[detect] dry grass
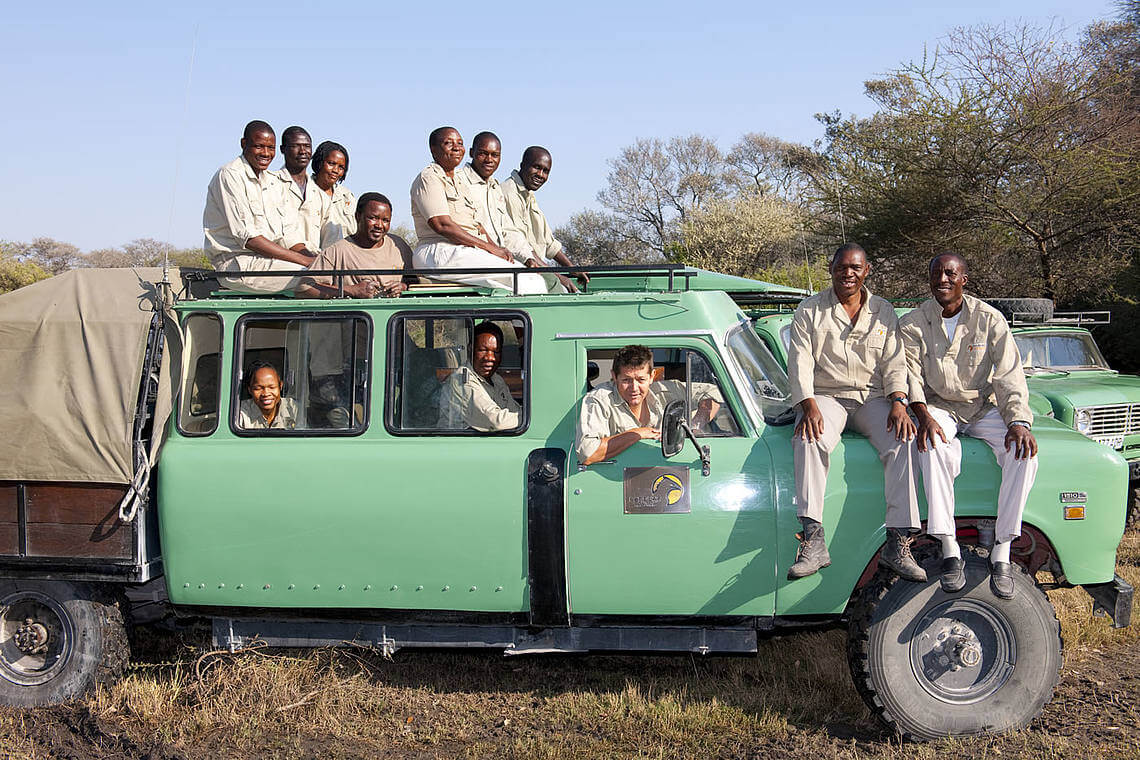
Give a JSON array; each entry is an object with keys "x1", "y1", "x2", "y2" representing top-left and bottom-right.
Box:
[{"x1": 1, "y1": 534, "x2": 1137, "y2": 759}]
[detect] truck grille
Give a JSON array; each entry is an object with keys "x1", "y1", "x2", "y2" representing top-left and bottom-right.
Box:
[{"x1": 1083, "y1": 404, "x2": 1140, "y2": 448}]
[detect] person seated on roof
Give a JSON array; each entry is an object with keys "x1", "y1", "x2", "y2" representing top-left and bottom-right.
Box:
[
  {"x1": 439, "y1": 322, "x2": 521, "y2": 431},
  {"x1": 299, "y1": 140, "x2": 357, "y2": 251},
  {"x1": 238, "y1": 361, "x2": 297, "y2": 429},
  {"x1": 409, "y1": 127, "x2": 549, "y2": 294},
  {"x1": 575, "y1": 345, "x2": 721, "y2": 465},
  {"x1": 294, "y1": 193, "x2": 416, "y2": 299},
  {"x1": 203, "y1": 120, "x2": 317, "y2": 293}
]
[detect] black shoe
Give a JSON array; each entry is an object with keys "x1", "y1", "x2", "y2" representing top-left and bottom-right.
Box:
[
  {"x1": 989, "y1": 562, "x2": 1015, "y2": 599},
  {"x1": 940, "y1": 557, "x2": 966, "y2": 593}
]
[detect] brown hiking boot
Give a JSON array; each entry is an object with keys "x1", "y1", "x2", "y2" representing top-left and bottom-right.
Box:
[
  {"x1": 879, "y1": 529, "x2": 928, "y2": 583},
  {"x1": 787, "y1": 522, "x2": 831, "y2": 580}
]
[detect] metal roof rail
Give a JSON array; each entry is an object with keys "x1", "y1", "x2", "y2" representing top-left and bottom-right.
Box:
[{"x1": 1012, "y1": 310, "x2": 1111, "y2": 326}]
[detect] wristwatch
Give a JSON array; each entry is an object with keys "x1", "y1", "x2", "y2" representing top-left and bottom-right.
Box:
[
  {"x1": 1009, "y1": 420, "x2": 1032, "y2": 430},
  {"x1": 890, "y1": 395, "x2": 908, "y2": 406}
]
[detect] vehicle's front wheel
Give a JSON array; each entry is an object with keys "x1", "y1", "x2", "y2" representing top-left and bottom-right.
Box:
[
  {"x1": 0, "y1": 580, "x2": 128, "y2": 706},
  {"x1": 847, "y1": 552, "x2": 1061, "y2": 740}
]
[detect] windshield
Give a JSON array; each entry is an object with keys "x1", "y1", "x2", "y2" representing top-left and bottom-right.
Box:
[
  {"x1": 1014, "y1": 331, "x2": 1109, "y2": 371},
  {"x1": 726, "y1": 323, "x2": 793, "y2": 423}
]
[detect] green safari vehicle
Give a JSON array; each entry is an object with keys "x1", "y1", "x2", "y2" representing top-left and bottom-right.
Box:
[{"x1": 0, "y1": 265, "x2": 1131, "y2": 741}]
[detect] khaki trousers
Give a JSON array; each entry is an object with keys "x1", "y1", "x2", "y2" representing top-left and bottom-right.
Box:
[
  {"x1": 216, "y1": 253, "x2": 305, "y2": 293},
  {"x1": 413, "y1": 242, "x2": 550, "y2": 294},
  {"x1": 916, "y1": 406, "x2": 1037, "y2": 544},
  {"x1": 792, "y1": 396, "x2": 920, "y2": 529}
]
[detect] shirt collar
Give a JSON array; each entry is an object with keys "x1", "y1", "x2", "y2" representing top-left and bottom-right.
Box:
[{"x1": 510, "y1": 170, "x2": 532, "y2": 200}]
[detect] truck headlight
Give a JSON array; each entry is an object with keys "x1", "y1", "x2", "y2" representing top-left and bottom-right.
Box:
[{"x1": 1074, "y1": 408, "x2": 1093, "y2": 435}]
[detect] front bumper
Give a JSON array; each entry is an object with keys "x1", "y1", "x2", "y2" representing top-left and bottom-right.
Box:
[{"x1": 1082, "y1": 575, "x2": 1133, "y2": 628}]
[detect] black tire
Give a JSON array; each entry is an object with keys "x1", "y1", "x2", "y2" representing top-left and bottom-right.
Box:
[
  {"x1": 985, "y1": 298, "x2": 1054, "y2": 323},
  {"x1": 1127, "y1": 485, "x2": 1140, "y2": 532},
  {"x1": 847, "y1": 552, "x2": 1061, "y2": 741},
  {"x1": 0, "y1": 580, "x2": 129, "y2": 707}
]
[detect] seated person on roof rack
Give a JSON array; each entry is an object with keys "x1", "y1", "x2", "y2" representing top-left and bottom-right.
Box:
[
  {"x1": 575, "y1": 344, "x2": 721, "y2": 465},
  {"x1": 238, "y1": 361, "x2": 297, "y2": 430},
  {"x1": 410, "y1": 127, "x2": 549, "y2": 294},
  {"x1": 294, "y1": 193, "x2": 416, "y2": 299},
  {"x1": 439, "y1": 322, "x2": 521, "y2": 431},
  {"x1": 203, "y1": 120, "x2": 317, "y2": 294}
]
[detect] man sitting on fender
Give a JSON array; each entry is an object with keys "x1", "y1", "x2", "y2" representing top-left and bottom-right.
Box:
[{"x1": 786, "y1": 243, "x2": 924, "y2": 582}]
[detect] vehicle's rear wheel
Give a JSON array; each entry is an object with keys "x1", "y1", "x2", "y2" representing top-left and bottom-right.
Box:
[
  {"x1": 985, "y1": 297, "x2": 1054, "y2": 323},
  {"x1": 0, "y1": 580, "x2": 128, "y2": 706},
  {"x1": 1127, "y1": 485, "x2": 1140, "y2": 532},
  {"x1": 847, "y1": 551, "x2": 1061, "y2": 740}
]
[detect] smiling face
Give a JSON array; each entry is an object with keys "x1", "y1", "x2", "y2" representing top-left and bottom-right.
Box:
[
  {"x1": 520, "y1": 151, "x2": 551, "y2": 191},
  {"x1": 470, "y1": 137, "x2": 502, "y2": 180},
  {"x1": 241, "y1": 129, "x2": 276, "y2": 174},
  {"x1": 830, "y1": 248, "x2": 870, "y2": 301},
  {"x1": 281, "y1": 132, "x2": 312, "y2": 175},
  {"x1": 472, "y1": 330, "x2": 503, "y2": 381},
  {"x1": 355, "y1": 200, "x2": 392, "y2": 246},
  {"x1": 248, "y1": 367, "x2": 282, "y2": 420},
  {"x1": 314, "y1": 149, "x2": 347, "y2": 191},
  {"x1": 929, "y1": 253, "x2": 968, "y2": 313},
  {"x1": 613, "y1": 361, "x2": 653, "y2": 410},
  {"x1": 430, "y1": 129, "x2": 465, "y2": 172}
]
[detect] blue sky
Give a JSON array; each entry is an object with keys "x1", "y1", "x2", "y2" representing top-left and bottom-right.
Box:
[{"x1": 0, "y1": 0, "x2": 1117, "y2": 251}]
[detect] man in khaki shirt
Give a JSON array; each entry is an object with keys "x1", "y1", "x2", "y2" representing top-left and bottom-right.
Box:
[
  {"x1": 501, "y1": 146, "x2": 587, "y2": 288},
  {"x1": 576, "y1": 345, "x2": 723, "y2": 465},
  {"x1": 272, "y1": 125, "x2": 313, "y2": 206},
  {"x1": 295, "y1": 193, "x2": 415, "y2": 299},
  {"x1": 900, "y1": 252, "x2": 1038, "y2": 599},
  {"x1": 203, "y1": 120, "x2": 316, "y2": 293},
  {"x1": 410, "y1": 127, "x2": 548, "y2": 294},
  {"x1": 439, "y1": 322, "x2": 522, "y2": 431},
  {"x1": 786, "y1": 243, "x2": 924, "y2": 582}
]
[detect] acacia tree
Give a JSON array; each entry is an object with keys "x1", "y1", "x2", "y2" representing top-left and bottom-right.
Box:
[
  {"x1": 678, "y1": 195, "x2": 802, "y2": 277},
  {"x1": 804, "y1": 22, "x2": 1140, "y2": 301}
]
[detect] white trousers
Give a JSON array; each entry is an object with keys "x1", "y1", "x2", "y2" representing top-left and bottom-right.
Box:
[
  {"x1": 916, "y1": 406, "x2": 1038, "y2": 543},
  {"x1": 215, "y1": 253, "x2": 305, "y2": 293},
  {"x1": 413, "y1": 242, "x2": 549, "y2": 294}
]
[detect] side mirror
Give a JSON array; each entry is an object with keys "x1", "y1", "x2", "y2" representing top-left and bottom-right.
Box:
[{"x1": 661, "y1": 399, "x2": 685, "y2": 458}]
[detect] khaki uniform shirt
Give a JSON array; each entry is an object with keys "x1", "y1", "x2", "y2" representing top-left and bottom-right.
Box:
[
  {"x1": 299, "y1": 183, "x2": 357, "y2": 252},
  {"x1": 203, "y1": 156, "x2": 303, "y2": 268},
  {"x1": 899, "y1": 294, "x2": 1033, "y2": 426},
  {"x1": 238, "y1": 397, "x2": 298, "y2": 430},
  {"x1": 786, "y1": 286, "x2": 907, "y2": 406},
  {"x1": 501, "y1": 171, "x2": 563, "y2": 262},
  {"x1": 459, "y1": 164, "x2": 534, "y2": 264},
  {"x1": 575, "y1": 380, "x2": 722, "y2": 462},
  {"x1": 302, "y1": 235, "x2": 415, "y2": 291},
  {"x1": 270, "y1": 168, "x2": 310, "y2": 212},
  {"x1": 439, "y1": 368, "x2": 520, "y2": 431},
  {"x1": 410, "y1": 163, "x2": 485, "y2": 247}
]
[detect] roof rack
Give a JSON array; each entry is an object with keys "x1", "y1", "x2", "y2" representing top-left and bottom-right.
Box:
[
  {"x1": 180, "y1": 264, "x2": 699, "y2": 300},
  {"x1": 1011, "y1": 311, "x2": 1111, "y2": 327}
]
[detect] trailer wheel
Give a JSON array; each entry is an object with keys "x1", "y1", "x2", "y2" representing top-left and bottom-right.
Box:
[
  {"x1": 0, "y1": 580, "x2": 128, "y2": 707},
  {"x1": 984, "y1": 298, "x2": 1054, "y2": 322},
  {"x1": 847, "y1": 551, "x2": 1061, "y2": 740}
]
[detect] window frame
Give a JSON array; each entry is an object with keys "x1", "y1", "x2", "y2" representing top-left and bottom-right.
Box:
[
  {"x1": 176, "y1": 310, "x2": 224, "y2": 438},
  {"x1": 384, "y1": 309, "x2": 532, "y2": 437},
  {"x1": 229, "y1": 310, "x2": 374, "y2": 438}
]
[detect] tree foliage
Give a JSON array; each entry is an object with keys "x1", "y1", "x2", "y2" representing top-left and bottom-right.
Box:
[
  {"x1": 678, "y1": 194, "x2": 802, "y2": 277},
  {"x1": 556, "y1": 210, "x2": 659, "y2": 266}
]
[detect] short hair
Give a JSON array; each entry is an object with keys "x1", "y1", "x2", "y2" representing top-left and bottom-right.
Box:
[
  {"x1": 311, "y1": 140, "x2": 350, "y2": 182},
  {"x1": 356, "y1": 192, "x2": 392, "y2": 215},
  {"x1": 473, "y1": 321, "x2": 504, "y2": 347},
  {"x1": 612, "y1": 345, "x2": 653, "y2": 375},
  {"x1": 246, "y1": 359, "x2": 280, "y2": 386},
  {"x1": 831, "y1": 242, "x2": 866, "y2": 265},
  {"x1": 930, "y1": 251, "x2": 969, "y2": 274},
  {"x1": 471, "y1": 131, "x2": 500, "y2": 150},
  {"x1": 243, "y1": 120, "x2": 274, "y2": 140},
  {"x1": 521, "y1": 146, "x2": 551, "y2": 167},
  {"x1": 429, "y1": 126, "x2": 459, "y2": 149},
  {"x1": 281, "y1": 125, "x2": 310, "y2": 144}
]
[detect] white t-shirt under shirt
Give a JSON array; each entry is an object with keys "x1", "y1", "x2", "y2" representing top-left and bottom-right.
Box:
[{"x1": 943, "y1": 312, "x2": 961, "y2": 341}]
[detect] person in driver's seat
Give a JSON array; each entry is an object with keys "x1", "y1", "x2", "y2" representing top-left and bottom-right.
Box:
[
  {"x1": 438, "y1": 322, "x2": 520, "y2": 431},
  {"x1": 575, "y1": 344, "x2": 721, "y2": 466}
]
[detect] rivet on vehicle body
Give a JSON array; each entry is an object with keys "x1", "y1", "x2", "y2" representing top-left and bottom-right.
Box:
[
  {"x1": 416, "y1": 585, "x2": 423, "y2": 591},
  {"x1": 314, "y1": 584, "x2": 320, "y2": 590},
  {"x1": 338, "y1": 585, "x2": 345, "y2": 591},
  {"x1": 495, "y1": 586, "x2": 503, "y2": 592},
  {"x1": 288, "y1": 584, "x2": 295, "y2": 590},
  {"x1": 442, "y1": 585, "x2": 450, "y2": 591},
  {"x1": 574, "y1": 489, "x2": 582, "y2": 495},
  {"x1": 236, "y1": 584, "x2": 244, "y2": 590},
  {"x1": 263, "y1": 584, "x2": 271, "y2": 590},
  {"x1": 218, "y1": 583, "x2": 225, "y2": 589},
  {"x1": 183, "y1": 583, "x2": 190, "y2": 588},
  {"x1": 364, "y1": 585, "x2": 372, "y2": 591},
  {"x1": 198, "y1": 583, "x2": 205, "y2": 589},
  {"x1": 391, "y1": 585, "x2": 398, "y2": 591},
  {"x1": 470, "y1": 586, "x2": 477, "y2": 592}
]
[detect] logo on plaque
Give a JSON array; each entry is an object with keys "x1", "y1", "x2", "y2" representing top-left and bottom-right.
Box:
[{"x1": 624, "y1": 467, "x2": 690, "y2": 514}]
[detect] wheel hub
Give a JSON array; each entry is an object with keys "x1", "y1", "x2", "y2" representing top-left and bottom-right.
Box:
[
  {"x1": 13, "y1": 618, "x2": 49, "y2": 656},
  {"x1": 910, "y1": 599, "x2": 1016, "y2": 704}
]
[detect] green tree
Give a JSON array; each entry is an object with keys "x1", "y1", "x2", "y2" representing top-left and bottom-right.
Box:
[
  {"x1": 0, "y1": 243, "x2": 50, "y2": 294},
  {"x1": 678, "y1": 194, "x2": 801, "y2": 277}
]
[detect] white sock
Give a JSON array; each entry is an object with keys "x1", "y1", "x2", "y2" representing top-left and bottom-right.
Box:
[
  {"x1": 939, "y1": 535, "x2": 961, "y2": 560},
  {"x1": 991, "y1": 540, "x2": 1011, "y2": 565}
]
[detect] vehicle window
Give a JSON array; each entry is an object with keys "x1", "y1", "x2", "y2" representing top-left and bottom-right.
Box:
[
  {"x1": 1014, "y1": 332, "x2": 1109, "y2": 370},
  {"x1": 234, "y1": 315, "x2": 370, "y2": 434},
  {"x1": 584, "y1": 347, "x2": 741, "y2": 437},
  {"x1": 726, "y1": 323, "x2": 793, "y2": 423},
  {"x1": 387, "y1": 313, "x2": 527, "y2": 435},
  {"x1": 178, "y1": 313, "x2": 222, "y2": 436}
]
